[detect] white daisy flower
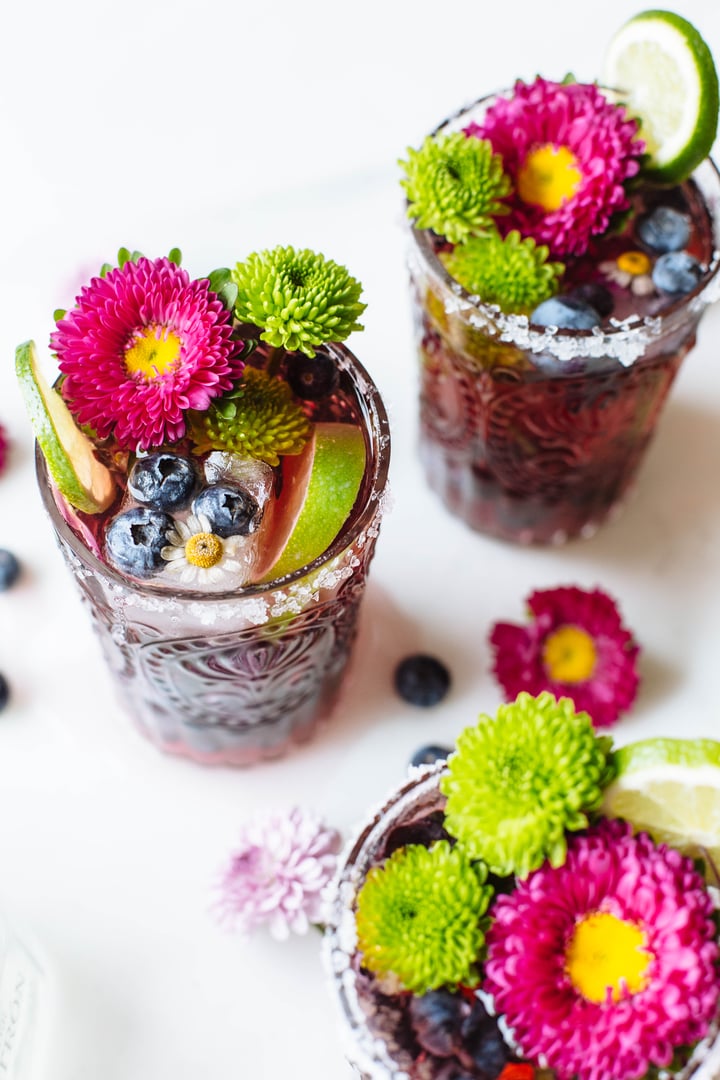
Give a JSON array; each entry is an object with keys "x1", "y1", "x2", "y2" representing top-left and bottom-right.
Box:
[
  {"x1": 161, "y1": 512, "x2": 250, "y2": 588},
  {"x1": 600, "y1": 251, "x2": 655, "y2": 296}
]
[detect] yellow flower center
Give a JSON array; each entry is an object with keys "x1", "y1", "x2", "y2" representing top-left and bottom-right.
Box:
[
  {"x1": 516, "y1": 144, "x2": 582, "y2": 211},
  {"x1": 185, "y1": 532, "x2": 223, "y2": 568},
  {"x1": 124, "y1": 325, "x2": 182, "y2": 380},
  {"x1": 616, "y1": 251, "x2": 652, "y2": 277},
  {"x1": 542, "y1": 625, "x2": 597, "y2": 683},
  {"x1": 565, "y1": 911, "x2": 652, "y2": 1003}
]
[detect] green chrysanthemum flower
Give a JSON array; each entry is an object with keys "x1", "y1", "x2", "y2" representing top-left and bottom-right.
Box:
[
  {"x1": 231, "y1": 247, "x2": 366, "y2": 358},
  {"x1": 355, "y1": 840, "x2": 493, "y2": 994},
  {"x1": 400, "y1": 133, "x2": 511, "y2": 244},
  {"x1": 440, "y1": 692, "x2": 615, "y2": 878},
  {"x1": 441, "y1": 230, "x2": 565, "y2": 314},
  {"x1": 188, "y1": 366, "x2": 312, "y2": 467}
]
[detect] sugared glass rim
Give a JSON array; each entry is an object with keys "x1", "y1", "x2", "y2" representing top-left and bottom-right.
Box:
[
  {"x1": 35, "y1": 340, "x2": 391, "y2": 602},
  {"x1": 407, "y1": 88, "x2": 720, "y2": 366}
]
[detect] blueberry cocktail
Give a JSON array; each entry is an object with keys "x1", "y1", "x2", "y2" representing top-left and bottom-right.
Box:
[
  {"x1": 18, "y1": 247, "x2": 390, "y2": 765},
  {"x1": 402, "y1": 11, "x2": 720, "y2": 543}
]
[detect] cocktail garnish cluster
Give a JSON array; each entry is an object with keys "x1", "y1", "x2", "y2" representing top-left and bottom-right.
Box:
[
  {"x1": 17, "y1": 245, "x2": 370, "y2": 591},
  {"x1": 349, "y1": 693, "x2": 720, "y2": 1080},
  {"x1": 399, "y1": 10, "x2": 719, "y2": 327}
]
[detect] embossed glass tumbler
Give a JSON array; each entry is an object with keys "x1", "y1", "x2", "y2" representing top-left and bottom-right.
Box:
[
  {"x1": 409, "y1": 100, "x2": 720, "y2": 545},
  {"x1": 36, "y1": 344, "x2": 390, "y2": 766}
]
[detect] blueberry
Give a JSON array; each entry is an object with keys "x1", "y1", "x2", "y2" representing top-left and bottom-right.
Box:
[
  {"x1": 652, "y1": 251, "x2": 703, "y2": 295},
  {"x1": 409, "y1": 990, "x2": 468, "y2": 1057},
  {"x1": 0, "y1": 550, "x2": 21, "y2": 591},
  {"x1": 394, "y1": 655, "x2": 451, "y2": 707},
  {"x1": 568, "y1": 282, "x2": 614, "y2": 318},
  {"x1": 192, "y1": 484, "x2": 262, "y2": 538},
  {"x1": 0, "y1": 674, "x2": 9, "y2": 712},
  {"x1": 286, "y1": 350, "x2": 339, "y2": 401},
  {"x1": 637, "y1": 206, "x2": 691, "y2": 253},
  {"x1": 458, "y1": 1005, "x2": 511, "y2": 1077},
  {"x1": 410, "y1": 744, "x2": 452, "y2": 769},
  {"x1": 128, "y1": 453, "x2": 198, "y2": 511},
  {"x1": 383, "y1": 811, "x2": 449, "y2": 858},
  {"x1": 105, "y1": 507, "x2": 174, "y2": 578},
  {"x1": 530, "y1": 295, "x2": 602, "y2": 330}
]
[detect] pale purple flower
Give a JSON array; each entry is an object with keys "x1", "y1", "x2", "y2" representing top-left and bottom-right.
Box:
[{"x1": 213, "y1": 807, "x2": 342, "y2": 940}]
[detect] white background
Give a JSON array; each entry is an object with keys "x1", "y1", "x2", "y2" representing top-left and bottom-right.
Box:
[{"x1": 1, "y1": 0, "x2": 720, "y2": 1076}]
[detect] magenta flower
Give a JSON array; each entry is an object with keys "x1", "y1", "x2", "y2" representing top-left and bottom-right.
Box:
[
  {"x1": 467, "y1": 78, "x2": 644, "y2": 258},
  {"x1": 489, "y1": 586, "x2": 639, "y2": 728},
  {"x1": 0, "y1": 422, "x2": 7, "y2": 476},
  {"x1": 484, "y1": 819, "x2": 719, "y2": 1080},
  {"x1": 212, "y1": 807, "x2": 342, "y2": 940},
  {"x1": 52, "y1": 257, "x2": 243, "y2": 451}
]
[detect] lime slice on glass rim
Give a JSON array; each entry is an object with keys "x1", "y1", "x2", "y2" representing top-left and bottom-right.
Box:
[
  {"x1": 602, "y1": 736, "x2": 720, "y2": 882},
  {"x1": 15, "y1": 339, "x2": 116, "y2": 514},
  {"x1": 604, "y1": 9, "x2": 719, "y2": 183}
]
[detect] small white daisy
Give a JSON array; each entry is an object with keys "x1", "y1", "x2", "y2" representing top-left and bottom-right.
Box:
[
  {"x1": 600, "y1": 250, "x2": 655, "y2": 296},
  {"x1": 161, "y1": 512, "x2": 250, "y2": 588}
]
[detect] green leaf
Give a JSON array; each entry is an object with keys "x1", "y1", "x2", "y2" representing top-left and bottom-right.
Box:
[
  {"x1": 53, "y1": 308, "x2": 67, "y2": 322},
  {"x1": 218, "y1": 281, "x2": 239, "y2": 309},
  {"x1": 214, "y1": 399, "x2": 237, "y2": 419},
  {"x1": 168, "y1": 247, "x2": 182, "y2": 266},
  {"x1": 207, "y1": 267, "x2": 232, "y2": 293},
  {"x1": 99, "y1": 263, "x2": 113, "y2": 278},
  {"x1": 117, "y1": 247, "x2": 132, "y2": 267}
]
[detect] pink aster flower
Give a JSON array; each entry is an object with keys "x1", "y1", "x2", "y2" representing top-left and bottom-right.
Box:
[
  {"x1": 52, "y1": 257, "x2": 243, "y2": 451},
  {"x1": 0, "y1": 422, "x2": 7, "y2": 476},
  {"x1": 489, "y1": 585, "x2": 639, "y2": 728},
  {"x1": 212, "y1": 807, "x2": 342, "y2": 940},
  {"x1": 467, "y1": 78, "x2": 644, "y2": 258},
  {"x1": 484, "y1": 819, "x2": 719, "y2": 1080}
]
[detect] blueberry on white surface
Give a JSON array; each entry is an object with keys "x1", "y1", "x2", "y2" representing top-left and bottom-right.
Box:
[
  {"x1": 652, "y1": 251, "x2": 703, "y2": 295},
  {"x1": 637, "y1": 206, "x2": 691, "y2": 253},
  {"x1": 530, "y1": 295, "x2": 602, "y2": 330},
  {"x1": 0, "y1": 550, "x2": 21, "y2": 591},
  {"x1": 192, "y1": 484, "x2": 261, "y2": 538},
  {"x1": 410, "y1": 744, "x2": 452, "y2": 768},
  {"x1": 394, "y1": 655, "x2": 451, "y2": 707},
  {"x1": 105, "y1": 507, "x2": 174, "y2": 578},
  {"x1": 128, "y1": 453, "x2": 198, "y2": 511}
]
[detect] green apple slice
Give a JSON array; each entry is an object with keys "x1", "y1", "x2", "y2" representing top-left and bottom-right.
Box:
[
  {"x1": 15, "y1": 340, "x2": 116, "y2": 514},
  {"x1": 255, "y1": 421, "x2": 366, "y2": 584}
]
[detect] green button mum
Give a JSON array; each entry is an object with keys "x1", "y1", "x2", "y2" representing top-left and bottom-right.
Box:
[
  {"x1": 441, "y1": 692, "x2": 615, "y2": 878},
  {"x1": 441, "y1": 230, "x2": 565, "y2": 315},
  {"x1": 355, "y1": 840, "x2": 493, "y2": 995},
  {"x1": 231, "y1": 247, "x2": 366, "y2": 358},
  {"x1": 400, "y1": 132, "x2": 511, "y2": 244}
]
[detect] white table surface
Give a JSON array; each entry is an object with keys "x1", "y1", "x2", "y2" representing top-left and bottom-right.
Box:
[{"x1": 1, "y1": 0, "x2": 720, "y2": 1076}]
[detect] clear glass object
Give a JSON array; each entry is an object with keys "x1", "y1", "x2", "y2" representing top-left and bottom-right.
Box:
[
  {"x1": 408, "y1": 94, "x2": 720, "y2": 544},
  {"x1": 323, "y1": 767, "x2": 720, "y2": 1080},
  {"x1": 0, "y1": 915, "x2": 49, "y2": 1079},
  {"x1": 36, "y1": 343, "x2": 390, "y2": 766}
]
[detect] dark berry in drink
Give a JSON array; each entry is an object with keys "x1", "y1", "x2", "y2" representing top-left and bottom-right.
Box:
[
  {"x1": 568, "y1": 282, "x2": 614, "y2": 318},
  {"x1": 128, "y1": 452, "x2": 198, "y2": 511},
  {"x1": 286, "y1": 350, "x2": 339, "y2": 401},
  {"x1": 0, "y1": 550, "x2": 21, "y2": 591},
  {"x1": 652, "y1": 251, "x2": 703, "y2": 294},
  {"x1": 458, "y1": 1005, "x2": 512, "y2": 1078},
  {"x1": 530, "y1": 295, "x2": 602, "y2": 329},
  {"x1": 192, "y1": 484, "x2": 262, "y2": 537},
  {"x1": 637, "y1": 206, "x2": 691, "y2": 253},
  {"x1": 394, "y1": 655, "x2": 451, "y2": 707},
  {"x1": 410, "y1": 744, "x2": 452, "y2": 768},
  {"x1": 409, "y1": 989, "x2": 468, "y2": 1057},
  {"x1": 105, "y1": 507, "x2": 174, "y2": 578},
  {"x1": 382, "y1": 810, "x2": 449, "y2": 857}
]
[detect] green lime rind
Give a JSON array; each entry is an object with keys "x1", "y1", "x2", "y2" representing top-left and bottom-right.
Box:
[
  {"x1": 605, "y1": 9, "x2": 719, "y2": 184},
  {"x1": 612, "y1": 737, "x2": 720, "y2": 775},
  {"x1": 15, "y1": 339, "x2": 116, "y2": 514}
]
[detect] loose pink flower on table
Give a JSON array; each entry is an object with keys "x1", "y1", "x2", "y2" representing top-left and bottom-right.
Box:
[
  {"x1": 52, "y1": 257, "x2": 243, "y2": 451},
  {"x1": 467, "y1": 78, "x2": 644, "y2": 259},
  {"x1": 212, "y1": 807, "x2": 342, "y2": 940},
  {"x1": 484, "y1": 819, "x2": 719, "y2": 1080},
  {"x1": 489, "y1": 585, "x2": 639, "y2": 728}
]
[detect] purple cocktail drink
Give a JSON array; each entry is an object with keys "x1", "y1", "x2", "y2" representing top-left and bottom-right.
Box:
[{"x1": 20, "y1": 248, "x2": 390, "y2": 765}]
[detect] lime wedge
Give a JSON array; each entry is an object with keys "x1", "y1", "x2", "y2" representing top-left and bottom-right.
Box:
[
  {"x1": 604, "y1": 9, "x2": 719, "y2": 183},
  {"x1": 602, "y1": 737, "x2": 720, "y2": 879},
  {"x1": 257, "y1": 422, "x2": 366, "y2": 583},
  {"x1": 15, "y1": 340, "x2": 116, "y2": 514}
]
